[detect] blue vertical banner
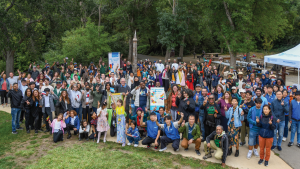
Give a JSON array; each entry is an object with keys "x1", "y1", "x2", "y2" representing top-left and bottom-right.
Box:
[{"x1": 108, "y1": 52, "x2": 120, "y2": 73}]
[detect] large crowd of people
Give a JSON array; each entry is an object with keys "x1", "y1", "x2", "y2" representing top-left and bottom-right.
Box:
[{"x1": 1, "y1": 55, "x2": 300, "y2": 168}]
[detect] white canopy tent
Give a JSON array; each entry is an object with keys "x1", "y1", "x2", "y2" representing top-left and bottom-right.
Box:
[{"x1": 264, "y1": 44, "x2": 300, "y2": 86}]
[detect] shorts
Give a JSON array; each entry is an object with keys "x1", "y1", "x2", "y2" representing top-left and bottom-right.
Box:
[{"x1": 248, "y1": 130, "x2": 259, "y2": 146}]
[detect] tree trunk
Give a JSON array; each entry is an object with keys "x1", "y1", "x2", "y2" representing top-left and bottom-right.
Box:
[
  {"x1": 128, "y1": 38, "x2": 133, "y2": 62},
  {"x1": 5, "y1": 50, "x2": 15, "y2": 74},
  {"x1": 165, "y1": 49, "x2": 170, "y2": 61},
  {"x1": 179, "y1": 35, "x2": 185, "y2": 62},
  {"x1": 246, "y1": 52, "x2": 251, "y2": 62},
  {"x1": 230, "y1": 52, "x2": 237, "y2": 69}
]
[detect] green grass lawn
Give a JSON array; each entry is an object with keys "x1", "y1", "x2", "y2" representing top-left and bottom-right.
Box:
[{"x1": 0, "y1": 111, "x2": 233, "y2": 169}]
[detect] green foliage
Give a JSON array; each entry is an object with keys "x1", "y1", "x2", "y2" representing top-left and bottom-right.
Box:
[{"x1": 62, "y1": 20, "x2": 114, "y2": 65}]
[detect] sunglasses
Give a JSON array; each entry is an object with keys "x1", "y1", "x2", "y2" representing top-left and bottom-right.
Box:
[{"x1": 208, "y1": 98, "x2": 214, "y2": 100}]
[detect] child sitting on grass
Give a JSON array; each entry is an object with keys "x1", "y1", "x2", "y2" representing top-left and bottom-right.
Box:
[
  {"x1": 79, "y1": 119, "x2": 90, "y2": 141},
  {"x1": 97, "y1": 101, "x2": 109, "y2": 143},
  {"x1": 126, "y1": 120, "x2": 141, "y2": 147},
  {"x1": 110, "y1": 92, "x2": 128, "y2": 147},
  {"x1": 49, "y1": 113, "x2": 66, "y2": 143},
  {"x1": 65, "y1": 110, "x2": 80, "y2": 139}
]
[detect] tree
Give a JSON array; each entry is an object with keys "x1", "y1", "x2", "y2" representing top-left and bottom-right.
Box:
[
  {"x1": 62, "y1": 20, "x2": 115, "y2": 65},
  {"x1": 201, "y1": 0, "x2": 289, "y2": 68},
  {"x1": 0, "y1": 0, "x2": 82, "y2": 73}
]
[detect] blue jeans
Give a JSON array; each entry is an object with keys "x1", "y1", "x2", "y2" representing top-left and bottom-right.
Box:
[
  {"x1": 127, "y1": 136, "x2": 140, "y2": 144},
  {"x1": 290, "y1": 119, "x2": 300, "y2": 144},
  {"x1": 11, "y1": 108, "x2": 21, "y2": 132},
  {"x1": 131, "y1": 100, "x2": 136, "y2": 116},
  {"x1": 283, "y1": 116, "x2": 289, "y2": 138},
  {"x1": 249, "y1": 130, "x2": 259, "y2": 146},
  {"x1": 199, "y1": 115, "x2": 205, "y2": 139},
  {"x1": 92, "y1": 107, "x2": 97, "y2": 114},
  {"x1": 273, "y1": 121, "x2": 285, "y2": 146}
]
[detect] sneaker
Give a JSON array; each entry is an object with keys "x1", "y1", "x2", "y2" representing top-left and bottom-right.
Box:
[
  {"x1": 258, "y1": 159, "x2": 264, "y2": 165},
  {"x1": 203, "y1": 153, "x2": 212, "y2": 159},
  {"x1": 264, "y1": 161, "x2": 269, "y2": 167},
  {"x1": 282, "y1": 137, "x2": 287, "y2": 142},
  {"x1": 122, "y1": 143, "x2": 126, "y2": 147},
  {"x1": 12, "y1": 131, "x2": 18, "y2": 134},
  {"x1": 86, "y1": 138, "x2": 89, "y2": 141},
  {"x1": 253, "y1": 149, "x2": 259, "y2": 158},
  {"x1": 297, "y1": 143, "x2": 300, "y2": 148},
  {"x1": 184, "y1": 148, "x2": 189, "y2": 151},
  {"x1": 103, "y1": 139, "x2": 106, "y2": 143},
  {"x1": 174, "y1": 148, "x2": 179, "y2": 152},
  {"x1": 288, "y1": 142, "x2": 293, "y2": 147},
  {"x1": 127, "y1": 143, "x2": 132, "y2": 146},
  {"x1": 35, "y1": 130, "x2": 38, "y2": 134},
  {"x1": 134, "y1": 144, "x2": 138, "y2": 147},
  {"x1": 79, "y1": 138, "x2": 82, "y2": 141},
  {"x1": 39, "y1": 129, "x2": 44, "y2": 132},
  {"x1": 97, "y1": 140, "x2": 100, "y2": 143},
  {"x1": 147, "y1": 145, "x2": 151, "y2": 149},
  {"x1": 195, "y1": 150, "x2": 201, "y2": 156},
  {"x1": 154, "y1": 146, "x2": 158, "y2": 150},
  {"x1": 159, "y1": 147, "x2": 167, "y2": 152},
  {"x1": 26, "y1": 130, "x2": 30, "y2": 133},
  {"x1": 16, "y1": 127, "x2": 24, "y2": 130},
  {"x1": 247, "y1": 151, "x2": 253, "y2": 159},
  {"x1": 277, "y1": 146, "x2": 282, "y2": 151},
  {"x1": 271, "y1": 146, "x2": 276, "y2": 150},
  {"x1": 240, "y1": 142, "x2": 246, "y2": 146},
  {"x1": 67, "y1": 135, "x2": 71, "y2": 139}
]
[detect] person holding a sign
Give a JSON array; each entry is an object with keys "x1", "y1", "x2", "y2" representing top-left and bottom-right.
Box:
[
  {"x1": 110, "y1": 91, "x2": 128, "y2": 147},
  {"x1": 156, "y1": 112, "x2": 184, "y2": 152},
  {"x1": 130, "y1": 81, "x2": 150, "y2": 115}
]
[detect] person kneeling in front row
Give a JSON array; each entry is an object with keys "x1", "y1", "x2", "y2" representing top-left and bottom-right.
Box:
[
  {"x1": 178, "y1": 114, "x2": 201, "y2": 155},
  {"x1": 156, "y1": 113, "x2": 184, "y2": 152},
  {"x1": 203, "y1": 125, "x2": 228, "y2": 168}
]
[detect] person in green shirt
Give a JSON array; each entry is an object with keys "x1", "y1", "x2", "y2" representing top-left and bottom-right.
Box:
[
  {"x1": 178, "y1": 114, "x2": 201, "y2": 156},
  {"x1": 71, "y1": 69, "x2": 81, "y2": 80}
]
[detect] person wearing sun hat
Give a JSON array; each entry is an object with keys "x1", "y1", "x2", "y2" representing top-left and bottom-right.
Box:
[{"x1": 235, "y1": 72, "x2": 246, "y2": 90}]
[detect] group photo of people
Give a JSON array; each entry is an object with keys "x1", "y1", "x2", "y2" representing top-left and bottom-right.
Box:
[{"x1": 1, "y1": 55, "x2": 300, "y2": 168}]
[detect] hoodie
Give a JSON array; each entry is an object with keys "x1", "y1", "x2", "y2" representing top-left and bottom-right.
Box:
[{"x1": 260, "y1": 74, "x2": 269, "y2": 86}]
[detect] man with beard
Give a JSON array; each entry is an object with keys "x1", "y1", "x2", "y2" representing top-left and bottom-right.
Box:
[
  {"x1": 253, "y1": 88, "x2": 268, "y2": 109},
  {"x1": 130, "y1": 81, "x2": 150, "y2": 114},
  {"x1": 155, "y1": 60, "x2": 165, "y2": 73},
  {"x1": 51, "y1": 61, "x2": 61, "y2": 74},
  {"x1": 60, "y1": 67, "x2": 72, "y2": 86}
]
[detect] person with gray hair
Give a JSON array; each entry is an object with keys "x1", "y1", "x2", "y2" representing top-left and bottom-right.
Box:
[{"x1": 203, "y1": 125, "x2": 228, "y2": 167}]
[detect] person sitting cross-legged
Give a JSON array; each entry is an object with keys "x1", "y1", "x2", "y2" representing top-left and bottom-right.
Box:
[
  {"x1": 203, "y1": 125, "x2": 229, "y2": 168},
  {"x1": 178, "y1": 114, "x2": 202, "y2": 156}
]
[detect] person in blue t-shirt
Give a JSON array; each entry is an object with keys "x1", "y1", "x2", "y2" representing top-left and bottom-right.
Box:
[
  {"x1": 288, "y1": 91, "x2": 300, "y2": 148},
  {"x1": 246, "y1": 98, "x2": 262, "y2": 160},
  {"x1": 265, "y1": 85, "x2": 276, "y2": 105},
  {"x1": 156, "y1": 112, "x2": 184, "y2": 152},
  {"x1": 140, "y1": 112, "x2": 161, "y2": 149}
]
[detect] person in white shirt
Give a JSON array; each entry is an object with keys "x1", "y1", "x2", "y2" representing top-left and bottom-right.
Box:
[
  {"x1": 8, "y1": 72, "x2": 19, "y2": 86},
  {"x1": 40, "y1": 78, "x2": 54, "y2": 93},
  {"x1": 79, "y1": 119, "x2": 90, "y2": 141},
  {"x1": 171, "y1": 59, "x2": 179, "y2": 70},
  {"x1": 67, "y1": 83, "x2": 82, "y2": 119},
  {"x1": 156, "y1": 60, "x2": 165, "y2": 72}
]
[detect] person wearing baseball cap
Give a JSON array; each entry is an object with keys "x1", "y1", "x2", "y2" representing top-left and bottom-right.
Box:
[
  {"x1": 291, "y1": 85, "x2": 298, "y2": 94},
  {"x1": 288, "y1": 91, "x2": 300, "y2": 147},
  {"x1": 41, "y1": 87, "x2": 59, "y2": 133}
]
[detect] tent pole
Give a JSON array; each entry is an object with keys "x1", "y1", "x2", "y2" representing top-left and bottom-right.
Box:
[{"x1": 298, "y1": 68, "x2": 299, "y2": 86}]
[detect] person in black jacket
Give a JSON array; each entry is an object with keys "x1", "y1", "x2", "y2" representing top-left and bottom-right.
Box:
[
  {"x1": 31, "y1": 89, "x2": 42, "y2": 133},
  {"x1": 57, "y1": 90, "x2": 72, "y2": 114},
  {"x1": 175, "y1": 89, "x2": 196, "y2": 122},
  {"x1": 7, "y1": 83, "x2": 24, "y2": 134},
  {"x1": 200, "y1": 95, "x2": 221, "y2": 138},
  {"x1": 203, "y1": 125, "x2": 228, "y2": 168},
  {"x1": 21, "y1": 88, "x2": 33, "y2": 133}
]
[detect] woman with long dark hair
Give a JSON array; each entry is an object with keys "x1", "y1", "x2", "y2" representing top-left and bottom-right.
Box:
[
  {"x1": 21, "y1": 88, "x2": 33, "y2": 133},
  {"x1": 31, "y1": 89, "x2": 42, "y2": 133},
  {"x1": 218, "y1": 91, "x2": 232, "y2": 132},
  {"x1": 57, "y1": 90, "x2": 71, "y2": 115},
  {"x1": 176, "y1": 88, "x2": 196, "y2": 122},
  {"x1": 167, "y1": 85, "x2": 180, "y2": 121}
]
